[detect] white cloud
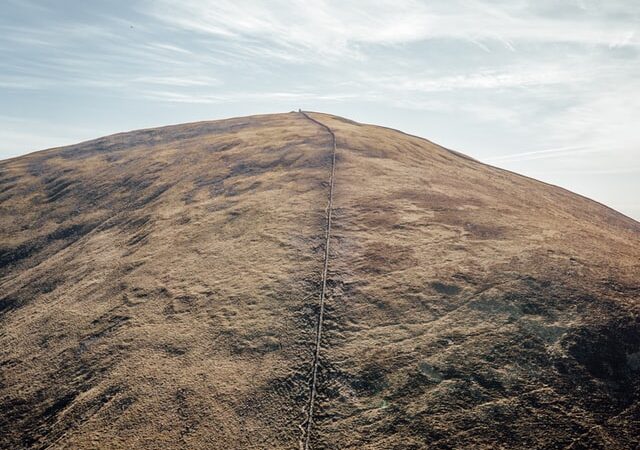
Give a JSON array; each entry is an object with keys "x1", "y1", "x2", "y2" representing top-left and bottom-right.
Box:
[
  {"x1": 140, "y1": 89, "x2": 357, "y2": 104},
  {"x1": 360, "y1": 66, "x2": 581, "y2": 93},
  {"x1": 133, "y1": 75, "x2": 220, "y2": 87},
  {"x1": 145, "y1": 0, "x2": 640, "y2": 60},
  {"x1": 485, "y1": 145, "x2": 598, "y2": 163},
  {"x1": 542, "y1": 75, "x2": 640, "y2": 169}
]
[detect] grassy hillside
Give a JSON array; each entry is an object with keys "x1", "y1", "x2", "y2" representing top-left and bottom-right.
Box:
[{"x1": 1, "y1": 112, "x2": 638, "y2": 449}]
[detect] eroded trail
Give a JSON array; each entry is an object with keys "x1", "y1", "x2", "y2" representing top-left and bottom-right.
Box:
[{"x1": 299, "y1": 111, "x2": 337, "y2": 450}]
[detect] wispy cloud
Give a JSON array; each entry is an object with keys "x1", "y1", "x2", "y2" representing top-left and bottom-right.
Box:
[
  {"x1": 0, "y1": 75, "x2": 51, "y2": 90},
  {"x1": 542, "y1": 74, "x2": 640, "y2": 168},
  {"x1": 485, "y1": 145, "x2": 600, "y2": 163},
  {"x1": 133, "y1": 75, "x2": 220, "y2": 87},
  {"x1": 140, "y1": 90, "x2": 358, "y2": 104},
  {"x1": 145, "y1": 0, "x2": 640, "y2": 59},
  {"x1": 360, "y1": 66, "x2": 581, "y2": 93},
  {"x1": 540, "y1": 167, "x2": 640, "y2": 175}
]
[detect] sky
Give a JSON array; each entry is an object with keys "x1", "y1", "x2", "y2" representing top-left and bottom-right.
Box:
[{"x1": 1, "y1": 0, "x2": 639, "y2": 220}]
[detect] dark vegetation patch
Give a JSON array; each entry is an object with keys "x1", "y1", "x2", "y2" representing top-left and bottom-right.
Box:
[
  {"x1": 224, "y1": 148, "x2": 306, "y2": 178},
  {"x1": 163, "y1": 344, "x2": 187, "y2": 356},
  {"x1": 0, "y1": 174, "x2": 20, "y2": 196},
  {"x1": 0, "y1": 277, "x2": 64, "y2": 316},
  {"x1": 226, "y1": 180, "x2": 262, "y2": 196},
  {"x1": 104, "y1": 153, "x2": 122, "y2": 163},
  {"x1": 175, "y1": 387, "x2": 201, "y2": 440},
  {"x1": 463, "y1": 222, "x2": 507, "y2": 240},
  {"x1": 431, "y1": 281, "x2": 461, "y2": 296},
  {"x1": 45, "y1": 177, "x2": 77, "y2": 203},
  {"x1": 0, "y1": 222, "x2": 96, "y2": 272},
  {"x1": 221, "y1": 330, "x2": 284, "y2": 355},
  {"x1": 354, "y1": 146, "x2": 392, "y2": 160},
  {"x1": 116, "y1": 175, "x2": 155, "y2": 194},
  {"x1": 600, "y1": 278, "x2": 640, "y2": 295},
  {"x1": 263, "y1": 368, "x2": 309, "y2": 405},
  {"x1": 0, "y1": 330, "x2": 130, "y2": 449},
  {"x1": 566, "y1": 318, "x2": 640, "y2": 402},
  {"x1": 131, "y1": 184, "x2": 172, "y2": 209},
  {"x1": 208, "y1": 140, "x2": 242, "y2": 153},
  {"x1": 187, "y1": 177, "x2": 224, "y2": 202},
  {"x1": 316, "y1": 359, "x2": 388, "y2": 404},
  {"x1": 27, "y1": 159, "x2": 48, "y2": 177},
  {"x1": 42, "y1": 391, "x2": 79, "y2": 418},
  {"x1": 0, "y1": 173, "x2": 20, "y2": 185},
  {"x1": 350, "y1": 365, "x2": 388, "y2": 396},
  {"x1": 467, "y1": 276, "x2": 571, "y2": 321},
  {"x1": 431, "y1": 208, "x2": 509, "y2": 239},
  {"x1": 361, "y1": 242, "x2": 416, "y2": 274},
  {"x1": 127, "y1": 228, "x2": 152, "y2": 247},
  {"x1": 121, "y1": 215, "x2": 152, "y2": 231},
  {"x1": 82, "y1": 315, "x2": 130, "y2": 348},
  {"x1": 394, "y1": 189, "x2": 485, "y2": 211},
  {"x1": 357, "y1": 208, "x2": 401, "y2": 229}
]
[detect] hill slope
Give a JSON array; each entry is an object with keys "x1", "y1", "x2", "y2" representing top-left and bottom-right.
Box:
[{"x1": 1, "y1": 112, "x2": 639, "y2": 449}]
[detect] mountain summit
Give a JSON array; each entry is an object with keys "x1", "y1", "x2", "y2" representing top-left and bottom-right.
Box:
[{"x1": 1, "y1": 112, "x2": 639, "y2": 449}]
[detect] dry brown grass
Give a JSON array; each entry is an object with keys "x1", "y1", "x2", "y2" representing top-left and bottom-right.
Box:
[{"x1": 1, "y1": 112, "x2": 639, "y2": 449}]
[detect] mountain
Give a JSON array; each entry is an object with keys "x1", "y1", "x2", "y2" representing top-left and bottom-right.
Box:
[{"x1": 1, "y1": 112, "x2": 639, "y2": 449}]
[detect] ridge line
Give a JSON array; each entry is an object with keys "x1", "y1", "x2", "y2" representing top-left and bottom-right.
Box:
[{"x1": 298, "y1": 111, "x2": 337, "y2": 450}]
